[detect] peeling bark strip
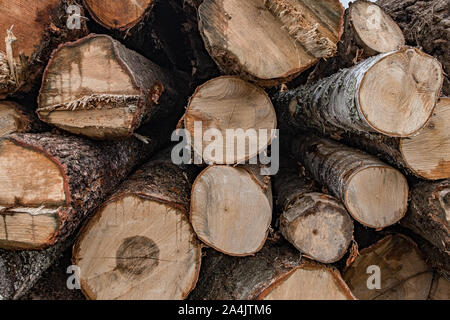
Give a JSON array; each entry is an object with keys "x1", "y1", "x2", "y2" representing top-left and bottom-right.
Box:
[
  {"x1": 273, "y1": 159, "x2": 354, "y2": 263},
  {"x1": 73, "y1": 153, "x2": 201, "y2": 300},
  {"x1": 402, "y1": 180, "x2": 450, "y2": 253},
  {"x1": 308, "y1": 0, "x2": 405, "y2": 82},
  {"x1": 377, "y1": 0, "x2": 450, "y2": 96},
  {"x1": 197, "y1": 0, "x2": 344, "y2": 86},
  {"x1": 0, "y1": 101, "x2": 48, "y2": 138},
  {"x1": 343, "y1": 234, "x2": 436, "y2": 300},
  {"x1": 291, "y1": 135, "x2": 409, "y2": 229},
  {"x1": 190, "y1": 165, "x2": 272, "y2": 256},
  {"x1": 274, "y1": 47, "x2": 443, "y2": 137},
  {"x1": 0, "y1": 237, "x2": 73, "y2": 300},
  {"x1": 37, "y1": 34, "x2": 187, "y2": 140},
  {"x1": 0, "y1": 132, "x2": 163, "y2": 250},
  {"x1": 0, "y1": 0, "x2": 88, "y2": 99},
  {"x1": 190, "y1": 239, "x2": 355, "y2": 300}
]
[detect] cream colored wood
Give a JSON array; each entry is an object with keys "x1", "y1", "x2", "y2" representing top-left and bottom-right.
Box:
[
  {"x1": 75, "y1": 195, "x2": 200, "y2": 300},
  {"x1": 199, "y1": 0, "x2": 343, "y2": 81},
  {"x1": 350, "y1": 1, "x2": 404, "y2": 54},
  {"x1": 262, "y1": 265, "x2": 355, "y2": 300},
  {"x1": 401, "y1": 98, "x2": 450, "y2": 180},
  {"x1": 0, "y1": 103, "x2": 19, "y2": 137},
  {"x1": 359, "y1": 48, "x2": 443, "y2": 136},
  {"x1": 190, "y1": 166, "x2": 272, "y2": 256},
  {"x1": 0, "y1": 140, "x2": 66, "y2": 206},
  {"x1": 185, "y1": 77, "x2": 276, "y2": 164},
  {"x1": 38, "y1": 36, "x2": 140, "y2": 137},
  {"x1": 345, "y1": 166, "x2": 408, "y2": 229}
]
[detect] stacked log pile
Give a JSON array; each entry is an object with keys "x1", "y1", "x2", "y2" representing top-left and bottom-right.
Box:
[{"x1": 0, "y1": 0, "x2": 448, "y2": 300}]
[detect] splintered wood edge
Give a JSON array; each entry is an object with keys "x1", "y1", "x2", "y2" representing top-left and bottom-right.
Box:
[
  {"x1": 189, "y1": 165, "x2": 272, "y2": 256},
  {"x1": 256, "y1": 261, "x2": 356, "y2": 300},
  {"x1": 358, "y1": 47, "x2": 443, "y2": 137},
  {"x1": 83, "y1": 0, "x2": 155, "y2": 31},
  {"x1": 0, "y1": 138, "x2": 70, "y2": 249},
  {"x1": 198, "y1": 0, "x2": 345, "y2": 84},
  {"x1": 344, "y1": 165, "x2": 409, "y2": 229},
  {"x1": 185, "y1": 76, "x2": 277, "y2": 164},
  {"x1": 400, "y1": 97, "x2": 450, "y2": 180},
  {"x1": 37, "y1": 34, "x2": 146, "y2": 138},
  {"x1": 349, "y1": 1, "x2": 405, "y2": 54},
  {"x1": 72, "y1": 192, "x2": 202, "y2": 300}
]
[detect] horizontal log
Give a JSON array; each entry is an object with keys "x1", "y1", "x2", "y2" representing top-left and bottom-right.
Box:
[
  {"x1": 73, "y1": 153, "x2": 201, "y2": 300},
  {"x1": 0, "y1": 132, "x2": 163, "y2": 250},
  {"x1": 291, "y1": 135, "x2": 409, "y2": 229}
]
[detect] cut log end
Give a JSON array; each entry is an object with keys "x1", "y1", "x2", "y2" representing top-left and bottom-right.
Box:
[
  {"x1": 190, "y1": 166, "x2": 272, "y2": 256},
  {"x1": 73, "y1": 195, "x2": 201, "y2": 300},
  {"x1": 0, "y1": 139, "x2": 65, "y2": 249},
  {"x1": 343, "y1": 234, "x2": 434, "y2": 300},
  {"x1": 359, "y1": 48, "x2": 443, "y2": 137},
  {"x1": 185, "y1": 77, "x2": 276, "y2": 164},
  {"x1": 280, "y1": 193, "x2": 354, "y2": 263},
  {"x1": 400, "y1": 98, "x2": 450, "y2": 180},
  {"x1": 349, "y1": 1, "x2": 404, "y2": 54},
  {"x1": 345, "y1": 165, "x2": 408, "y2": 229},
  {"x1": 259, "y1": 263, "x2": 355, "y2": 300},
  {"x1": 198, "y1": 0, "x2": 344, "y2": 84},
  {"x1": 38, "y1": 35, "x2": 143, "y2": 139},
  {"x1": 83, "y1": 0, "x2": 155, "y2": 30}
]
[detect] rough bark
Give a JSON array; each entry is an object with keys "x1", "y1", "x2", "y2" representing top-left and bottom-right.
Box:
[
  {"x1": 401, "y1": 180, "x2": 450, "y2": 253},
  {"x1": 0, "y1": 0, "x2": 88, "y2": 99},
  {"x1": 73, "y1": 151, "x2": 202, "y2": 300},
  {"x1": 0, "y1": 237, "x2": 74, "y2": 300},
  {"x1": 273, "y1": 47, "x2": 443, "y2": 138},
  {"x1": 197, "y1": 0, "x2": 345, "y2": 86},
  {"x1": 0, "y1": 101, "x2": 48, "y2": 138},
  {"x1": 190, "y1": 238, "x2": 355, "y2": 300},
  {"x1": 0, "y1": 131, "x2": 164, "y2": 250},
  {"x1": 377, "y1": 0, "x2": 450, "y2": 95},
  {"x1": 308, "y1": 0, "x2": 405, "y2": 82},
  {"x1": 290, "y1": 135, "x2": 409, "y2": 229},
  {"x1": 21, "y1": 246, "x2": 85, "y2": 300},
  {"x1": 37, "y1": 34, "x2": 188, "y2": 139},
  {"x1": 273, "y1": 158, "x2": 354, "y2": 263}
]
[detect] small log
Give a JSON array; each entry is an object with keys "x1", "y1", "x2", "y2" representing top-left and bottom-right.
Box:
[
  {"x1": 197, "y1": 0, "x2": 345, "y2": 86},
  {"x1": 308, "y1": 0, "x2": 405, "y2": 82},
  {"x1": 37, "y1": 34, "x2": 188, "y2": 140},
  {"x1": 401, "y1": 179, "x2": 450, "y2": 253},
  {"x1": 0, "y1": 237, "x2": 73, "y2": 300},
  {"x1": 184, "y1": 76, "x2": 277, "y2": 164},
  {"x1": 273, "y1": 159, "x2": 354, "y2": 263},
  {"x1": 291, "y1": 135, "x2": 409, "y2": 229},
  {"x1": 190, "y1": 239, "x2": 355, "y2": 300},
  {"x1": 0, "y1": 0, "x2": 88, "y2": 98},
  {"x1": 343, "y1": 234, "x2": 434, "y2": 300},
  {"x1": 0, "y1": 132, "x2": 163, "y2": 250},
  {"x1": 0, "y1": 101, "x2": 48, "y2": 138},
  {"x1": 73, "y1": 153, "x2": 201, "y2": 300},
  {"x1": 190, "y1": 165, "x2": 272, "y2": 256},
  {"x1": 377, "y1": 0, "x2": 450, "y2": 95},
  {"x1": 273, "y1": 47, "x2": 443, "y2": 137}
]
